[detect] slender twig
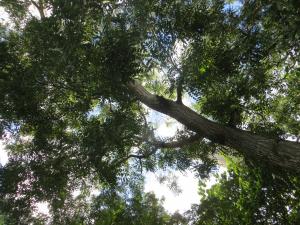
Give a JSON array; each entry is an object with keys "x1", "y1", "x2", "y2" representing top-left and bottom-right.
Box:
[
  {"x1": 112, "y1": 133, "x2": 203, "y2": 167},
  {"x1": 30, "y1": 0, "x2": 45, "y2": 19}
]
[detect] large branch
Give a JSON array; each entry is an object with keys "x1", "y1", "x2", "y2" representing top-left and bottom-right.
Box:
[
  {"x1": 153, "y1": 134, "x2": 203, "y2": 148},
  {"x1": 128, "y1": 81, "x2": 300, "y2": 173}
]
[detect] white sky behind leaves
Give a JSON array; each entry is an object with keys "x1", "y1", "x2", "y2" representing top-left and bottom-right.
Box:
[
  {"x1": 145, "y1": 102, "x2": 226, "y2": 213},
  {"x1": 0, "y1": 5, "x2": 226, "y2": 215}
]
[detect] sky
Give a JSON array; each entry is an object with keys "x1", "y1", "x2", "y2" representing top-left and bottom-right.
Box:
[
  {"x1": 0, "y1": 141, "x2": 8, "y2": 166},
  {"x1": 142, "y1": 96, "x2": 226, "y2": 213},
  {"x1": 0, "y1": 9, "x2": 8, "y2": 166},
  {"x1": 144, "y1": 167, "x2": 225, "y2": 214},
  {"x1": 0, "y1": 97, "x2": 226, "y2": 214},
  {"x1": 0, "y1": 4, "x2": 226, "y2": 215},
  {"x1": 0, "y1": 108, "x2": 225, "y2": 214}
]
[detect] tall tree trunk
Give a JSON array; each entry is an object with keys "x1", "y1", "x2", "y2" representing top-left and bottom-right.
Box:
[{"x1": 128, "y1": 81, "x2": 300, "y2": 172}]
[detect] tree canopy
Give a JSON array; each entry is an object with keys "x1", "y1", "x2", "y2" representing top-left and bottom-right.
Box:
[
  {"x1": 187, "y1": 158, "x2": 300, "y2": 225},
  {"x1": 0, "y1": 0, "x2": 299, "y2": 224}
]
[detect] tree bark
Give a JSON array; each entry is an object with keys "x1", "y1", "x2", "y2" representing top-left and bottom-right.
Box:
[{"x1": 128, "y1": 81, "x2": 300, "y2": 173}]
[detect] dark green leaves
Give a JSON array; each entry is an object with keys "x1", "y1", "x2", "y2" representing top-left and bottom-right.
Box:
[
  {"x1": 188, "y1": 158, "x2": 300, "y2": 225},
  {"x1": 0, "y1": 0, "x2": 299, "y2": 223}
]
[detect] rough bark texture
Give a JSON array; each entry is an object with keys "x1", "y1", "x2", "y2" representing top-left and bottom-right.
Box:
[{"x1": 128, "y1": 81, "x2": 300, "y2": 172}]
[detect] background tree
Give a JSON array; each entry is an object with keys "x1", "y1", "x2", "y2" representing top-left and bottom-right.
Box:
[
  {"x1": 187, "y1": 158, "x2": 300, "y2": 225},
  {"x1": 0, "y1": 0, "x2": 299, "y2": 223}
]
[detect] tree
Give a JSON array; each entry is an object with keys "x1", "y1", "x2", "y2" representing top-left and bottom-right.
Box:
[
  {"x1": 1, "y1": 173, "x2": 178, "y2": 224},
  {"x1": 0, "y1": 0, "x2": 299, "y2": 223},
  {"x1": 187, "y1": 158, "x2": 300, "y2": 225}
]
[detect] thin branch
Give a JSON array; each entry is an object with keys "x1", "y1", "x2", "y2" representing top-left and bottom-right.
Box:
[
  {"x1": 153, "y1": 133, "x2": 203, "y2": 148},
  {"x1": 176, "y1": 78, "x2": 183, "y2": 104},
  {"x1": 31, "y1": 0, "x2": 45, "y2": 19},
  {"x1": 112, "y1": 147, "x2": 157, "y2": 168},
  {"x1": 112, "y1": 133, "x2": 203, "y2": 168},
  {"x1": 168, "y1": 50, "x2": 184, "y2": 104}
]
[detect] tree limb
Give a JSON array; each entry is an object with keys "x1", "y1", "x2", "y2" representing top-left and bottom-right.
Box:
[{"x1": 127, "y1": 80, "x2": 300, "y2": 173}]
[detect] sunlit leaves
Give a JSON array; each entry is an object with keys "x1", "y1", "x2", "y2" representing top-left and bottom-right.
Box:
[
  {"x1": 0, "y1": 0, "x2": 299, "y2": 223},
  {"x1": 188, "y1": 158, "x2": 300, "y2": 225}
]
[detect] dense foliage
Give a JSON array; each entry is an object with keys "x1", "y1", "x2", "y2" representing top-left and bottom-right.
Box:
[
  {"x1": 0, "y1": 0, "x2": 299, "y2": 224},
  {"x1": 188, "y1": 158, "x2": 300, "y2": 225}
]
